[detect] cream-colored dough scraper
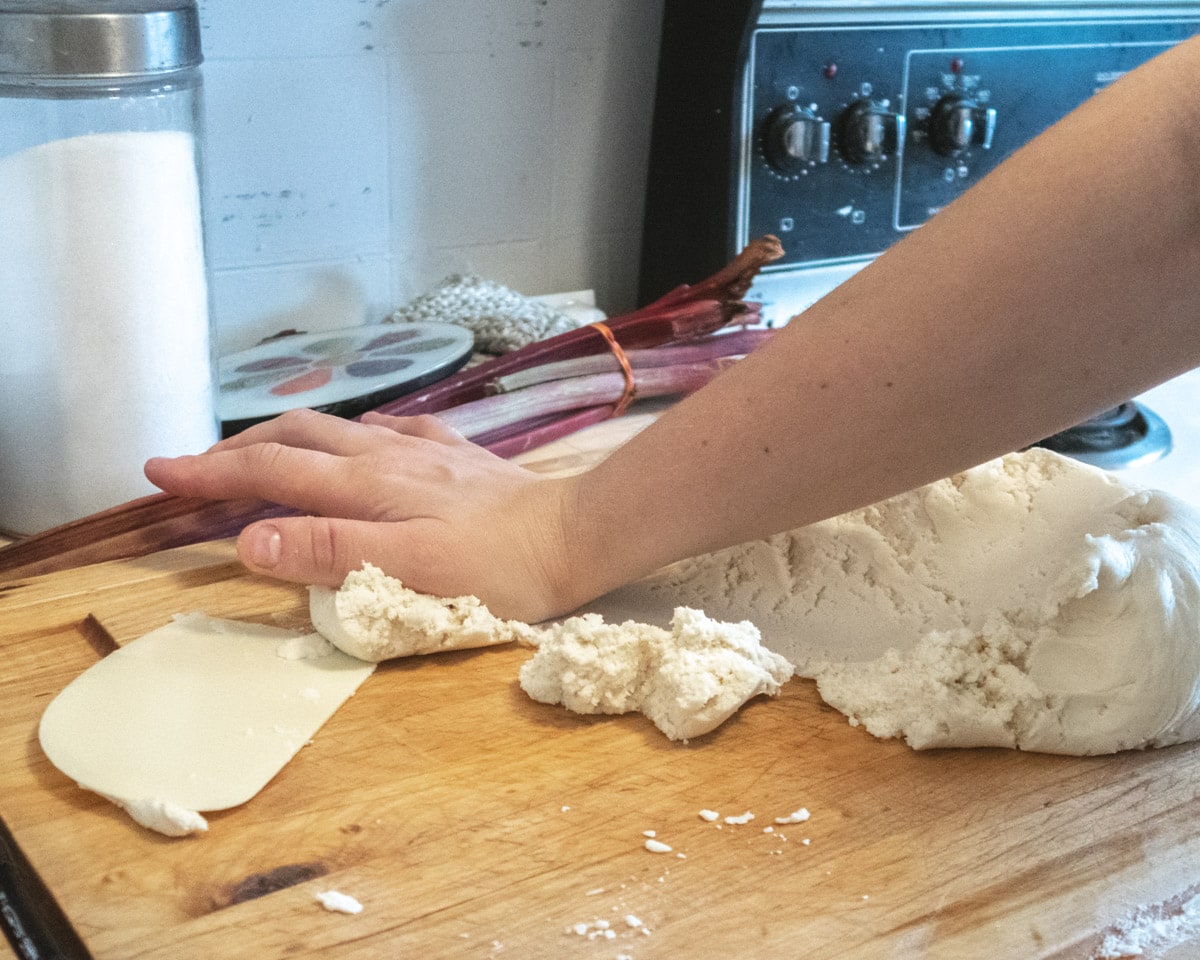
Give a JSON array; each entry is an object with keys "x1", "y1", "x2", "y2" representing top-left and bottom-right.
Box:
[{"x1": 38, "y1": 614, "x2": 375, "y2": 835}]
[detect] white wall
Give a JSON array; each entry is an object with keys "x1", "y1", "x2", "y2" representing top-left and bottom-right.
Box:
[{"x1": 196, "y1": 0, "x2": 665, "y2": 355}]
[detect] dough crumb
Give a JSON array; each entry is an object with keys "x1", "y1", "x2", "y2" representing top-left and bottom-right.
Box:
[
  {"x1": 644, "y1": 838, "x2": 673, "y2": 853},
  {"x1": 315, "y1": 890, "x2": 363, "y2": 915},
  {"x1": 567, "y1": 917, "x2": 619, "y2": 941},
  {"x1": 775, "y1": 808, "x2": 810, "y2": 824},
  {"x1": 698, "y1": 809, "x2": 720, "y2": 822}
]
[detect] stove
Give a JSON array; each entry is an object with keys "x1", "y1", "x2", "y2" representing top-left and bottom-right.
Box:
[
  {"x1": 640, "y1": 0, "x2": 1200, "y2": 484},
  {"x1": 1119, "y1": 371, "x2": 1200, "y2": 506},
  {"x1": 1036, "y1": 402, "x2": 1173, "y2": 472}
]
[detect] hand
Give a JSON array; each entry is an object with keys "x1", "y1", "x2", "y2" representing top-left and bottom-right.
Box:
[{"x1": 144, "y1": 409, "x2": 586, "y2": 622}]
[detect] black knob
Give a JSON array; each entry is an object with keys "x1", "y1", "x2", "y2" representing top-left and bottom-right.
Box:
[
  {"x1": 835, "y1": 99, "x2": 906, "y2": 165},
  {"x1": 763, "y1": 104, "x2": 830, "y2": 172},
  {"x1": 928, "y1": 93, "x2": 997, "y2": 157}
]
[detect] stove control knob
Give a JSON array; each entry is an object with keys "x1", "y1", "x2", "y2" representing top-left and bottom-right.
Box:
[
  {"x1": 764, "y1": 104, "x2": 831, "y2": 172},
  {"x1": 835, "y1": 99, "x2": 906, "y2": 165},
  {"x1": 928, "y1": 93, "x2": 997, "y2": 156}
]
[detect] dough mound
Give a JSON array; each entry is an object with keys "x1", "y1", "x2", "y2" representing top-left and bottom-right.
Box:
[
  {"x1": 519, "y1": 607, "x2": 794, "y2": 741},
  {"x1": 590, "y1": 449, "x2": 1200, "y2": 755},
  {"x1": 309, "y1": 564, "x2": 537, "y2": 661}
]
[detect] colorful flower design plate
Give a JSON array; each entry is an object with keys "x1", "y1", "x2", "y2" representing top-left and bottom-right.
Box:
[{"x1": 218, "y1": 322, "x2": 474, "y2": 432}]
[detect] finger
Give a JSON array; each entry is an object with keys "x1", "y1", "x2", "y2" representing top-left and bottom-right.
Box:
[
  {"x1": 208, "y1": 408, "x2": 399, "y2": 457},
  {"x1": 238, "y1": 515, "x2": 437, "y2": 589},
  {"x1": 359, "y1": 411, "x2": 473, "y2": 446},
  {"x1": 238, "y1": 517, "x2": 355, "y2": 586},
  {"x1": 147, "y1": 442, "x2": 376, "y2": 518}
]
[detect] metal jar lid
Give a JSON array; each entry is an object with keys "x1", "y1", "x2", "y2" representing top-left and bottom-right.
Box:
[{"x1": 0, "y1": 1, "x2": 201, "y2": 79}]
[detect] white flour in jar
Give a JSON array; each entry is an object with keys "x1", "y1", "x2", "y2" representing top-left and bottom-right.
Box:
[{"x1": 0, "y1": 130, "x2": 217, "y2": 534}]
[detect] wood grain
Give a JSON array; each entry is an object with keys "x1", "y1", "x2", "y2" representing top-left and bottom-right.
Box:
[{"x1": 3, "y1": 541, "x2": 1200, "y2": 958}]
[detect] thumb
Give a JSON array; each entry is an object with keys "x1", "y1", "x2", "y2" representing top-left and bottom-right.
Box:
[{"x1": 237, "y1": 516, "x2": 380, "y2": 588}]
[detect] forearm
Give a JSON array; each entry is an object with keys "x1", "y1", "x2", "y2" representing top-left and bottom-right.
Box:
[{"x1": 567, "y1": 35, "x2": 1200, "y2": 603}]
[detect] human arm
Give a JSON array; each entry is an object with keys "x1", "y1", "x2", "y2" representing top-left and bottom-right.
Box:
[{"x1": 146, "y1": 35, "x2": 1200, "y2": 621}]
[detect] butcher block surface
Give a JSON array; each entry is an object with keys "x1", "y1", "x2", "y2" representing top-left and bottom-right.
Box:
[{"x1": 1, "y1": 544, "x2": 1200, "y2": 959}]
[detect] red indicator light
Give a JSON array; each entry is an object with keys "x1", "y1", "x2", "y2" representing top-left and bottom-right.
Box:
[
  {"x1": 823, "y1": 62, "x2": 838, "y2": 79},
  {"x1": 950, "y1": 57, "x2": 965, "y2": 74}
]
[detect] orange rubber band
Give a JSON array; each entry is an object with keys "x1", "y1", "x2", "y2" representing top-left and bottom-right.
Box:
[{"x1": 590, "y1": 321, "x2": 636, "y2": 417}]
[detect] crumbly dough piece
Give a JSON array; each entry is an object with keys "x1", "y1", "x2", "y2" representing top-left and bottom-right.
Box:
[
  {"x1": 645, "y1": 608, "x2": 796, "y2": 740},
  {"x1": 309, "y1": 563, "x2": 538, "y2": 661},
  {"x1": 588, "y1": 449, "x2": 1200, "y2": 755},
  {"x1": 517, "y1": 613, "x2": 658, "y2": 715},
  {"x1": 520, "y1": 607, "x2": 794, "y2": 741}
]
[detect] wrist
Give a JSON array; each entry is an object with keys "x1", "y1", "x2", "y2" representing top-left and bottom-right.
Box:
[{"x1": 538, "y1": 470, "x2": 633, "y2": 618}]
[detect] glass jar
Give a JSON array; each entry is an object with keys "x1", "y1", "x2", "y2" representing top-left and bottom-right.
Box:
[{"x1": 0, "y1": 0, "x2": 217, "y2": 535}]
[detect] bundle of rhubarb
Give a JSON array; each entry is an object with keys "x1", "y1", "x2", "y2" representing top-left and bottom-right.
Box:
[{"x1": 0, "y1": 237, "x2": 782, "y2": 580}]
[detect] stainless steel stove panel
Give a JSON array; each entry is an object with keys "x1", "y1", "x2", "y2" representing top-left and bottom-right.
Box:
[{"x1": 734, "y1": 9, "x2": 1200, "y2": 323}]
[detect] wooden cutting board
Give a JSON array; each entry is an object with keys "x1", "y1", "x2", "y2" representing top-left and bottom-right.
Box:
[{"x1": 3, "y1": 542, "x2": 1200, "y2": 959}]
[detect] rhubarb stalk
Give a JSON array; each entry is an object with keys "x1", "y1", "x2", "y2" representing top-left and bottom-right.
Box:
[
  {"x1": 373, "y1": 234, "x2": 782, "y2": 418},
  {"x1": 490, "y1": 328, "x2": 774, "y2": 393},
  {"x1": 441, "y1": 360, "x2": 739, "y2": 438}
]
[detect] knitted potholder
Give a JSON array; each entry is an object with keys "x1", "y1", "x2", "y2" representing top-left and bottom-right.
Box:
[{"x1": 389, "y1": 274, "x2": 582, "y2": 355}]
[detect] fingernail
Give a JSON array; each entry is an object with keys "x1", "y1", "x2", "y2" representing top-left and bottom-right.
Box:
[{"x1": 247, "y1": 525, "x2": 282, "y2": 569}]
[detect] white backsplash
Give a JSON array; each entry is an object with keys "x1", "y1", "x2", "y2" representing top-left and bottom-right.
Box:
[{"x1": 196, "y1": 0, "x2": 664, "y2": 354}]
